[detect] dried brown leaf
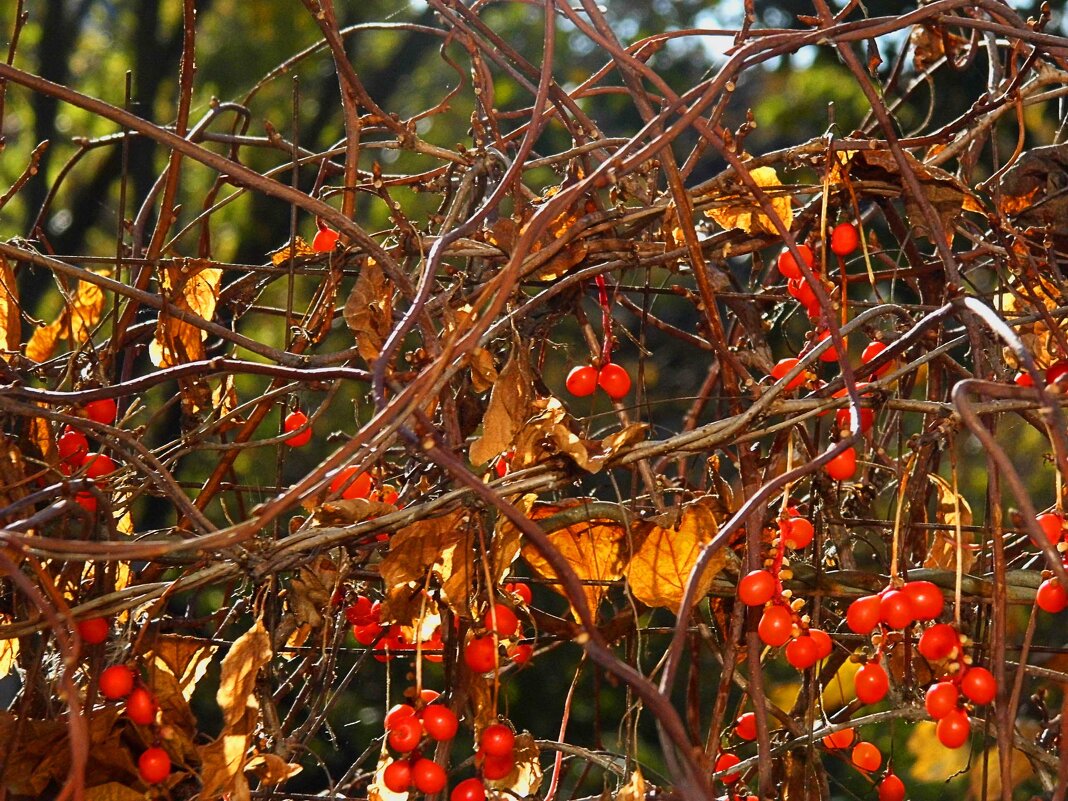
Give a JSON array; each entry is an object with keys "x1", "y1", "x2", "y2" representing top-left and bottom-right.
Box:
[
  {"x1": 626, "y1": 498, "x2": 726, "y2": 612},
  {"x1": 704, "y1": 165, "x2": 793, "y2": 235},
  {"x1": 616, "y1": 769, "x2": 648, "y2": 801},
  {"x1": 25, "y1": 273, "x2": 106, "y2": 362},
  {"x1": 924, "y1": 473, "x2": 974, "y2": 572},
  {"x1": 344, "y1": 258, "x2": 393, "y2": 365},
  {"x1": 149, "y1": 259, "x2": 222, "y2": 368},
  {"x1": 0, "y1": 256, "x2": 19, "y2": 361},
  {"x1": 85, "y1": 783, "x2": 150, "y2": 801},
  {"x1": 269, "y1": 236, "x2": 314, "y2": 265},
  {"x1": 470, "y1": 350, "x2": 535, "y2": 466},
  {"x1": 246, "y1": 753, "x2": 302, "y2": 786},
  {"x1": 150, "y1": 634, "x2": 218, "y2": 701}
]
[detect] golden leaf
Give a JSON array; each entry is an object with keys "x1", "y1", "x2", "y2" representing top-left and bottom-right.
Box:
[
  {"x1": 144, "y1": 655, "x2": 200, "y2": 763},
  {"x1": 907, "y1": 721, "x2": 968, "y2": 781},
  {"x1": 470, "y1": 350, "x2": 535, "y2": 467},
  {"x1": 0, "y1": 256, "x2": 19, "y2": 361},
  {"x1": 25, "y1": 273, "x2": 106, "y2": 362},
  {"x1": 149, "y1": 259, "x2": 222, "y2": 368},
  {"x1": 0, "y1": 636, "x2": 18, "y2": 679},
  {"x1": 512, "y1": 397, "x2": 589, "y2": 470},
  {"x1": 150, "y1": 634, "x2": 217, "y2": 702},
  {"x1": 85, "y1": 783, "x2": 150, "y2": 801},
  {"x1": 616, "y1": 768, "x2": 647, "y2": 801},
  {"x1": 344, "y1": 258, "x2": 393, "y2": 365},
  {"x1": 466, "y1": 347, "x2": 498, "y2": 393},
  {"x1": 269, "y1": 236, "x2": 314, "y2": 265},
  {"x1": 485, "y1": 732, "x2": 542, "y2": 795},
  {"x1": 246, "y1": 753, "x2": 302, "y2": 786},
  {"x1": 967, "y1": 746, "x2": 1033, "y2": 800},
  {"x1": 523, "y1": 210, "x2": 589, "y2": 281},
  {"x1": 520, "y1": 503, "x2": 628, "y2": 620},
  {"x1": 925, "y1": 473, "x2": 974, "y2": 572},
  {"x1": 704, "y1": 165, "x2": 793, "y2": 235},
  {"x1": 626, "y1": 499, "x2": 726, "y2": 612}
]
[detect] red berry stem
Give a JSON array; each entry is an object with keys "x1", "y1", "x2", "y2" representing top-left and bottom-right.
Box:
[{"x1": 594, "y1": 274, "x2": 613, "y2": 364}]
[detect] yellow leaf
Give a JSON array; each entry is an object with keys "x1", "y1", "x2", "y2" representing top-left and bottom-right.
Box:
[
  {"x1": 25, "y1": 273, "x2": 106, "y2": 361},
  {"x1": 85, "y1": 783, "x2": 149, "y2": 801},
  {"x1": 704, "y1": 165, "x2": 793, "y2": 235},
  {"x1": 967, "y1": 746, "x2": 1033, "y2": 800},
  {"x1": 149, "y1": 259, "x2": 222, "y2": 368},
  {"x1": 520, "y1": 503, "x2": 628, "y2": 620},
  {"x1": 0, "y1": 256, "x2": 19, "y2": 361},
  {"x1": 246, "y1": 753, "x2": 302, "y2": 786},
  {"x1": 819, "y1": 658, "x2": 859, "y2": 711},
  {"x1": 470, "y1": 350, "x2": 535, "y2": 466},
  {"x1": 626, "y1": 499, "x2": 726, "y2": 612},
  {"x1": 616, "y1": 768, "x2": 648, "y2": 801},
  {"x1": 0, "y1": 634, "x2": 18, "y2": 679},
  {"x1": 907, "y1": 721, "x2": 968, "y2": 781},
  {"x1": 344, "y1": 258, "x2": 393, "y2": 365},
  {"x1": 269, "y1": 236, "x2": 314, "y2": 265},
  {"x1": 925, "y1": 473, "x2": 974, "y2": 572}
]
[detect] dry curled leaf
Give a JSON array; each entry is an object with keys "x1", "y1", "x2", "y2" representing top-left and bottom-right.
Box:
[
  {"x1": 924, "y1": 473, "x2": 974, "y2": 572},
  {"x1": 246, "y1": 753, "x2": 302, "y2": 786},
  {"x1": 704, "y1": 165, "x2": 794, "y2": 235},
  {"x1": 25, "y1": 271, "x2": 107, "y2": 363},
  {"x1": 0, "y1": 256, "x2": 19, "y2": 361},
  {"x1": 616, "y1": 768, "x2": 648, "y2": 801},
  {"x1": 470, "y1": 349, "x2": 535, "y2": 467},
  {"x1": 269, "y1": 236, "x2": 314, "y2": 265},
  {"x1": 149, "y1": 258, "x2": 222, "y2": 368},
  {"x1": 626, "y1": 498, "x2": 726, "y2": 612},
  {"x1": 344, "y1": 258, "x2": 393, "y2": 365},
  {"x1": 149, "y1": 634, "x2": 217, "y2": 703}
]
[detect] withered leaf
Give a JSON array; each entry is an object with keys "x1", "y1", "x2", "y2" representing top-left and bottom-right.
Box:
[
  {"x1": 246, "y1": 753, "x2": 302, "y2": 786},
  {"x1": 344, "y1": 258, "x2": 393, "y2": 365},
  {"x1": 626, "y1": 498, "x2": 726, "y2": 612},
  {"x1": 0, "y1": 256, "x2": 19, "y2": 361},
  {"x1": 85, "y1": 783, "x2": 150, "y2": 801},
  {"x1": 520, "y1": 502, "x2": 628, "y2": 620},
  {"x1": 616, "y1": 769, "x2": 648, "y2": 801},
  {"x1": 25, "y1": 272, "x2": 107, "y2": 362},
  {"x1": 523, "y1": 209, "x2": 589, "y2": 281},
  {"x1": 269, "y1": 236, "x2": 314, "y2": 265},
  {"x1": 470, "y1": 349, "x2": 535, "y2": 467},
  {"x1": 0, "y1": 634, "x2": 18, "y2": 680},
  {"x1": 704, "y1": 165, "x2": 794, "y2": 235},
  {"x1": 149, "y1": 634, "x2": 217, "y2": 701},
  {"x1": 924, "y1": 473, "x2": 974, "y2": 572},
  {"x1": 149, "y1": 259, "x2": 222, "y2": 368}
]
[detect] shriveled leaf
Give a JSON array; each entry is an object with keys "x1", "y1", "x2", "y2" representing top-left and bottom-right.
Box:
[
  {"x1": 85, "y1": 783, "x2": 149, "y2": 801},
  {"x1": 149, "y1": 259, "x2": 222, "y2": 368},
  {"x1": 25, "y1": 273, "x2": 107, "y2": 362},
  {"x1": 485, "y1": 732, "x2": 542, "y2": 795},
  {"x1": 704, "y1": 165, "x2": 793, "y2": 235},
  {"x1": 466, "y1": 346, "x2": 498, "y2": 393},
  {"x1": 0, "y1": 437, "x2": 30, "y2": 519},
  {"x1": 997, "y1": 144, "x2": 1068, "y2": 233},
  {"x1": 149, "y1": 634, "x2": 217, "y2": 702},
  {"x1": 616, "y1": 768, "x2": 648, "y2": 801},
  {"x1": 344, "y1": 258, "x2": 393, "y2": 365},
  {"x1": 520, "y1": 502, "x2": 628, "y2": 619},
  {"x1": 0, "y1": 256, "x2": 19, "y2": 361},
  {"x1": 311, "y1": 497, "x2": 398, "y2": 527},
  {"x1": 925, "y1": 473, "x2": 974, "y2": 572},
  {"x1": 512, "y1": 397, "x2": 589, "y2": 470},
  {"x1": 0, "y1": 636, "x2": 18, "y2": 679},
  {"x1": 910, "y1": 23, "x2": 966, "y2": 71},
  {"x1": 907, "y1": 721, "x2": 968, "y2": 780},
  {"x1": 200, "y1": 733, "x2": 253, "y2": 801},
  {"x1": 145, "y1": 653, "x2": 201, "y2": 762},
  {"x1": 998, "y1": 274, "x2": 1065, "y2": 370},
  {"x1": 470, "y1": 350, "x2": 535, "y2": 466},
  {"x1": 626, "y1": 498, "x2": 726, "y2": 612},
  {"x1": 269, "y1": 236, "x2": 314, "y2": 265},
  {"x1": 586, "y1": 423, "x2": 648, "y2": 471},
  {"x1": 246, "y1": 753, "x2": 302, "y2": 786},
  {"x1": 523, "y1": 209, "x2": 589, "y2": 281}
]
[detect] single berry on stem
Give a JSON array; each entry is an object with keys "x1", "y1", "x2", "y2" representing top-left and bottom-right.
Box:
[
  {"x1": 925, "y1": 681, "x2": 959, "y2": 720},
  {"x1": 565, "y1": 365, "x2": 598, "y2": 397},
  {"x1": 125, "y1": 687, "x2": 158, "y2": 726},
  {"x1": 451, "y1": 777, "x2": 487, "y2": 801},
  {"x1": 851, "y1": 741, "x2": 881, "y2": 772},
  {"x1": 936, "y1": 707, "x2": 971, "y2": 748},
  {"x1": 313, "y1": 225, "x2": 340, "y2": 252},
  {"x1": 138, "y1": 747, "x2": 171, "y2": 784},
  {"x1": 738, "y1": 569, "x2": 777, "y2": 607},
  {"x1": 853, "y1": 662, "x2": 889, "y2": 704},
  {"x1": 598, "y1": 362, "x2": 631, "y2": 399},
  {"x1": 77, "y1": 617, "x2": 109, "y2": 645},
  {"x1": 777, "y1": 243, "x2": 814, "y2": 280},
  {"x1": 757, "y1": 604, "x2": 793, "y2": 647},
  {"x1": 412, "y1": 758, "x2": 447, "y2": 793},
  {"x1": 283, "y1": 410, "x2": 313, "y2": 447},
  {"x1": 99, "y1": 665, "x2": 135, "y2": 700},
  {"x1": 383, "y1": 759, "x2": 413, "y2": 792},
  {"x1": 84, "y1": 397, "x2": 118, "y2": 425}
]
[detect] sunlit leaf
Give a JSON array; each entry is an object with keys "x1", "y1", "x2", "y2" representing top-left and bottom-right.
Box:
[
  {"x1": 149, "y1": 259, "x2": 222, "y2": 368},
  {"x1": 344, "y1": 257, "x2": 393, "y2": 365},
  {"x1": 485, "y1": 732, "x2": 542, "y2": 795},
  {"x1": 0, "y1": 256, "x2": 20, "y2": 361},
  {"x1": 269, "y1": 236, "x2": 314, "y2": 265},
  {"x1": 907, "y1": 721, "x2": 968, "y2": 781},
  {"x1": 704, "y1": 165, "x2": 793, "y2": 235},
  {"x1": 925, "y1": 473, "x2": 974, "y2": 572},
  {"x1": 470, "y1": 349, "x2": 534, "y2": 467},
  {"x1": 25, "y1": 272, "x2": 107, "y2": 362},
  {"x1": 246, "y1": 753, "x2": 302, "y2": 786}
]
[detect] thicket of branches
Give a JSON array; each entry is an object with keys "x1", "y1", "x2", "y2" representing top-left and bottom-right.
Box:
[{"x1": 1, "y1": 1, "x2": 1067, "y2": 800}]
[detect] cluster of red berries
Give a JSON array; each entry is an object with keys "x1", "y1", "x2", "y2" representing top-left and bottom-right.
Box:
[
  {"x1": 327, "y1": 466, "x2": 399, "y2": 507},
  {"x1": 475, "y1": 723, "x2": 518, "y2": 781},
  {"x1": 818, "y1": 729, "x2": 904, "y2": 800},
  {"x1": 917, "y1": 624, "x2": 996, "y2": 748},
  {"x1": 56, "y1": 398, "x2": 121, "y2": 512},
  {"x1": 1032, "y1": 512, "x2": 1068, "y2": 613},
  {"x1": 737, "y1": 509, "x2": 833, "y2": 669},
  {"x1": 462, "y1": 597, "x2": 532, "y2": 672},
  {"x1": 565, "y1": 362, "x2": 631, "y2": 400},
  {"x1": 1013, "y1": 357, "x2": 1068, "y2": 389},
  {"x1": 775, "y1": 222, "x2": 859, "y2": 321},
  {"x1": 382, "y1": 693, "x2": 459, "y2": 795},
  {"x1": 345, "y1": 594, "x2": 445, "y2": 662},
  {"x1": 78, "y1": 618, "x2": 171, "y2": 785}
]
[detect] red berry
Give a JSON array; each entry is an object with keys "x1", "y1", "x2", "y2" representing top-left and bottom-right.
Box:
[
  {"x1": 824, "y1": 446, "x2": 857, "y2": 480},
  {"x1": 770, "y1": 357, "x2": 811, "y2": 391},
  {"x1": 851, "y1": 741, "x2": 881, "y2": 772},
  {"x1": 777, "y1": 244, "x2": 814, "y2": 280},
  {"x1": 924, "y1": 681, "x2": 959, "y2": 720},
  {"x1": 830, "y1": 222, "x2": 860, "y2": 256},
  {"x1": 83, "y1": 453, "x2": 116, "y2": 479},
  {"x1": 565, "y1": 365, "x2": 598, "y2": 397},
  {"x1": 76, "y1": 617, "x2": 109, "y2": 645},
  {"x1": 781, "y1": 515, "x2": 814, "y2": 550},
  {"x1": 57, "y1": 427, "x2": 89, "y2": 465},
  {"x1": 598, "y1": 363, "x2": 632, "y2": 399},
  {"x1": 936, "y1": 707, "x2": 971, "y2": 748},
  {"x1": 757, "y1": 605, "x2": 793, "y2": 647},
  {"x1": 125, "y1": 687, "x2": 158, "y2": 725},
  {"x1": 329, "y1": 466, "x2": 371, "y2": 499},
  {"x1": 505, "y1": 581, "x2": 533, "y2": 605},
  {"x1": 738, "y1": 570, "x2": 777, "y2": 607},
  {"x1": 877, "y1": 773, "x2": 906, "y2": 801},
  {"x1": 1036, "y1": 578, "x2": 1068, "y2": 613},
  {"x1": 480, "y1": 750, "x2": 515, "y2": 780},
  {"x1": 902, "y1": 581, "x2": 944, "y2": 621},
  {"x1": 451, "y1": 777, "x2": 487, "y2": 801},
  {"x1": 75, "y1": 492, "x2": 98, "y2": 512},
  {"x1": 138, "y1": 747, "x2": 171, "y2": 784},
  {"x1": 787, "y1": 277, "x2": 818, "y2": 308},
  {"x1": 917, "y1": 623, "x2": 959, "y2": 661},
  {"x1": 353, "y1": 621, "x2": 384, "y2": 645},
  {"x1": 1046, "y1": 360, "x2": 1068, "y2": 385},
  {"x1": 312, "y1": 226, "x2": 339, "y2": 252},
  {"x1": 960, "y1": 666, "x2": 996, "y2": 705},
  {"x1": 283, "y1": 410, "x2": 312, "y2": 447},
  {"x1": 853, "y1": 662, "x2": 889, "y2": 705},
  {"x1": 734, "y1": 712, "x2": 757, "y2": 741},
  {"x1": 507, "y1": 642, "x2": 533, "y2": 664},
  {"x1": 835, "y1": 405, "x2": 875, "y2": 434},
  {"x1": 878, "y1": 589, "x2": 915, "y2": 630},
  {"x1": 99, "y1": 665, "x2": 135, "y2": 700},
  {"x1": 861, "y1": 340, "x2": 894, "y2": 378},
  {"x1": 345, "y1": 595, "x2": 375, "y2": 626},
  {"x1": 85, "y1": 397, "x2": 117, "y2": 425},
  {"x1": 422, "y1": 705, "x2": 459, "y2": 742},
  {"x1": 383, "y1": 759, "x2": 413, "y2": 792},
  {"x1": 387, "y1": 716, "x2": 423, "y2": 753},
  {"x1": 486, "y1": 604, "x2": 519, "y2": 637},
  {"x1": 713, "y1": 753, "x2": 741, "y2": 784},
  {"x1": 845, "y1": 595, "x2": 881, "y2": 634},
  {"x1": 821, "y1": 728, "x2": 855, "y2": 750},
  {"x1": 808, "y1": 628, "x2": 833, "y2": 659},
  {"x1": 785, "y1": 635, "x2": 820, "y2": 669},
  {"x1": 1014, "y1": 370, "x2": 1034, "y2": 387},
  {"x1": 385, "y1": 703, "x2": 417, "y2": 730},
  {"x1": 814, "y1": 330, "x2": 840, "y2": 362},
  {"x1": 1035, "y1": 513, "x2": 1064, "y2": 545},
  {"x1": 464, "y1": 635, "x2": 498, "y2": 673},
  {"x1": 412, "y1": 758, "x2": 447, "y2": 794},
  {"x1": 481, "y1": 724, "x2": 515, "y2": 757}
]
